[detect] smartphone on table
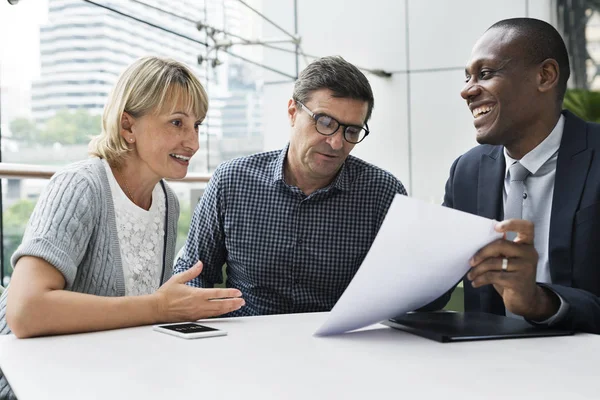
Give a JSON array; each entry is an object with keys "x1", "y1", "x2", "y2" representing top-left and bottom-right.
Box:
[{"x1": 153, "y1": 322, "x2": 227, "y2": 339}]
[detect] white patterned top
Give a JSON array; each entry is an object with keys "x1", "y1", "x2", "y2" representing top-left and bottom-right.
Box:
[{"x1": 102, "y1": 160, "x2": 165, "y2": 296}]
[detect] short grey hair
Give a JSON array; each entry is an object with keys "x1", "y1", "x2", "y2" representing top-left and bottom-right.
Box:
[{"x1": 292, "y1": 56, "x2": 374, "y2": 123}]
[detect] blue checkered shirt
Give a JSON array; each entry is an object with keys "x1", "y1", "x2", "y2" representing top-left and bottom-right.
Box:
[{"x1": 174, "y1": 144, "x2": 407, "y2": 316}]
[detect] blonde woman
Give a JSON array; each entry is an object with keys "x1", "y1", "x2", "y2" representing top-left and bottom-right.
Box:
[
  {"x1": 0, "y1": 56, "x2": 245, "y2": 398},
  {"x1": 0, "y1": 56, "x2": 245, "y2": 338}
]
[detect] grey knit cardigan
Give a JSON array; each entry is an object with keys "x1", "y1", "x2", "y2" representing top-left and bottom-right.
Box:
[{"x1": 0, "y1": 158, "x2": 179, "y2": 399}]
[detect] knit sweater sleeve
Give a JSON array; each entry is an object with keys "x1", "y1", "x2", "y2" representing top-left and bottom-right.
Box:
[{"x1": 11, "y1": 169, "x2": 97, "y2": 289}]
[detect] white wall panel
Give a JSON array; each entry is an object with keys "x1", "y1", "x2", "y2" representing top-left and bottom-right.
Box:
[
  {"x1": 407, "y1": 0, "x2": 527, "y2": 70},
  {"x1": 297, "y1": 0, "x2": 407, "y2": 72},
  {"x1": 352, "y1": 75, "x2": 410, "y2": 183},
  {"x1": 409, "y1": 69, "x2": 476, "y2": 202},
  {"x1": 527, "y1": 0, "x2": 554, "y2": 22}
]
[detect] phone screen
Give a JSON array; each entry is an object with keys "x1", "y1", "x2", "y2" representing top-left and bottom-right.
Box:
[{"x1": 158, "y1": 323, "x2": 219, "y2": 334}]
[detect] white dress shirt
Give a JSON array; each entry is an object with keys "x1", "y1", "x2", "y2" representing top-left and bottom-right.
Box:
[{"x1": 503, "y1": 115, "x2": 568, "y2": 324}]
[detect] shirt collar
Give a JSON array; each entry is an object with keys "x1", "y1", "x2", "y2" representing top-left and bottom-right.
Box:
[
  {"x1": 504, "y1": 114, "x2": 564, "y2": 176},
  {"x1": 330, "y1": 162, "x2": 350, "y2": 192},
  {"x1": 270, "y1": 144, "x2": 288, "y2": 185},
  {"x1": 270, "y1": 142, "x2": 350, "y2": 192}
]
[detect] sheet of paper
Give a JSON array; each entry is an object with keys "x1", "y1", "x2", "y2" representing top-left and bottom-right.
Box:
[{"x1": 314, "y1": 194, "x2": 503, "y2": 336}]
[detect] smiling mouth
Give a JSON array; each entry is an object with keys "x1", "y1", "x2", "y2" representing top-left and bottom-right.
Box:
[
  {"x1": 472, "y1": 104, "x2": 496, "y2": 118},
  {"x1": 170, "y1": 153, "x2": 191, "y2": 162}
]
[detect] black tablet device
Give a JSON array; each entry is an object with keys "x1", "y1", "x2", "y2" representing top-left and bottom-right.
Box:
[{"x1": 384, "y1": 311, "x2": 574, "y2": 343}]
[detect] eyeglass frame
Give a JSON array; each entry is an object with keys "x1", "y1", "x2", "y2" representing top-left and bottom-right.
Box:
[{"x1": 295, "y1": 100, "x2": 370, "y2": 144}]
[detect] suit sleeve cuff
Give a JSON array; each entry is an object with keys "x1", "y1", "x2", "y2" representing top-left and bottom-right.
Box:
[{"x1": 529, "y1": 284, "x2": 569, "y2": 326}]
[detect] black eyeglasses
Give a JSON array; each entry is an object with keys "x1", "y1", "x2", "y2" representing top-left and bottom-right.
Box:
[{"x1": 296, "y1": 101, "x2": 370, "y2": 144}]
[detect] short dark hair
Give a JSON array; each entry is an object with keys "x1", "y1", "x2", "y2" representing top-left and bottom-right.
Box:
[
  {"x1": 488, "y1": 18, "x2": 570, "y2": 101},
  {"x1": 293, "y1": 56, "x2": 374, "y2": 123}
]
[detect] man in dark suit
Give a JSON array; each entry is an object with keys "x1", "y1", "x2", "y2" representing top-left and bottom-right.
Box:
[{"x1": 443, "y1": 17, "x2": 600, "y2": 333}]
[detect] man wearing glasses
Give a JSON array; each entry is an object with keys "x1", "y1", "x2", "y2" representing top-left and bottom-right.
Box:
[{"x1": 175, "y1": 56, "x2": 407, "y2": 316}]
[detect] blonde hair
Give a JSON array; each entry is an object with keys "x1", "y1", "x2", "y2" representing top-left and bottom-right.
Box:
[{"x1": 89, "y1": 56, "x2": 209, "y2": 166}]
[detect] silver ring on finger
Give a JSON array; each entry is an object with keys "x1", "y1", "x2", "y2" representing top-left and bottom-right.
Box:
[{"x1": 501, "y1": 257, "x2": 509, "y2": 272}]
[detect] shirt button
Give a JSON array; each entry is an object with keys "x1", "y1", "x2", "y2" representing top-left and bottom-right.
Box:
[
  {"x1": 294, "y1": 279, "x2": 300, "y2": 285},
  {"x1": 297, "y1": 239, "x2": 303, "y2": 244},
  {"x1": 522, "y1": 193, "x2": 528, "y2": 200}
]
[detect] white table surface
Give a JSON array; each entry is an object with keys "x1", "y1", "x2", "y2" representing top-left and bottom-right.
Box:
[{"x1": 0, "y1": 312, "x2": 598, "y2": 400}]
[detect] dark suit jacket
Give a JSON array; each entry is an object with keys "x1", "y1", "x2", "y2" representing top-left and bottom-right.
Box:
[{"x1": 442, "y1": 110, "x2": 600, "y2": 334}]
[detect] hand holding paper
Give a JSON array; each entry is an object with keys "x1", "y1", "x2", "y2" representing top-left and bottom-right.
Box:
[
  {"x1": 315, "y1": 195, "x2": 503, "y2": 336},
  {"x1": 468, "y1": 219, "x2": 559, "y2": 321}
]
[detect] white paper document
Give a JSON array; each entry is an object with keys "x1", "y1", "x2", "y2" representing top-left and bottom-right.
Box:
[{"x1": 314, "y1": 194, "x2": 503, "y2": 336}]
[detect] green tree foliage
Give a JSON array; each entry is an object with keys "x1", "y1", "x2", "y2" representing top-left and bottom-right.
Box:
[
  {"x1": 563, "y1": 89, "x2": 600, "y2": 123},
  {"x1": 8, "y1": 108, "x2": 101, "y2": 146},
  {"x1": 41, "y1": 109, "x2": 101, "y2": 145},
  {"x1": 9, "y1": 118, "x2": 38, "y2": 144},
  {"x1": 176, "y1": 202, "x2": 192, "y2": 253},
  {"x1": 3, "y1": 199, "x2": 35, "y2": 230},
  {"x1": 2, "y1": 199, "x2": 36, "y2": 278}
]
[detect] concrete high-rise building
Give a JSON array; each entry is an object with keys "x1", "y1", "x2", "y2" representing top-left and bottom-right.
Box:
[
  {"x1": 214, "y1": 63, "x2": 263, "y2": 163},
  {"x1": 31, "y1": 0, "x2": 208, "y2": 123},
  {"x1": 31, "y1": 0, "x2": 265, "y2": 172}
]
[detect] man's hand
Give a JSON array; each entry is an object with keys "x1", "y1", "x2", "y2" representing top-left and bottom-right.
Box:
[
  {"x1": 467, "y1": 219, "x2": 560, "y2": 320},
  {"x1": 153, "y1": 261, "x2": 245, "y2": 323}
]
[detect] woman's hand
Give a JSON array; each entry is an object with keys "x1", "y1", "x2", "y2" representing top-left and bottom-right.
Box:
[{"x1": 153, "y1": 261, "x2": 245, "y2": 323}]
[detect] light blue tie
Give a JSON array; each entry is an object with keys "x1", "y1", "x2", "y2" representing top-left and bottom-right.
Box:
[
  {"x1": 504, "y1": 162, "x2": 531, "y2": 241},
  {"x1": 504, "y1": 161, "x2": 530, "y2": 318}
]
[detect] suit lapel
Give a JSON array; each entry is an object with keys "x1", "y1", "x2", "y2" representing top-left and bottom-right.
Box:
[
  {"x1": 477, "y1": 146, "x2": 505, "y2": 220},
  {"x1": 476, "y1": 146, "x2": 506, "y2": 314},
  {"x1": 549, "y1": 110, "x2": 593, "y2": 285}
]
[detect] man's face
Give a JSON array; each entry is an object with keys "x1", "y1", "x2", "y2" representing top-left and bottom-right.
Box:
[
  {"x1": 287, "y1": 88, "x2": 368, "y2": 183},
  {"x1": 461, "y1": 28, "x2": 540, "y2": 146}
]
